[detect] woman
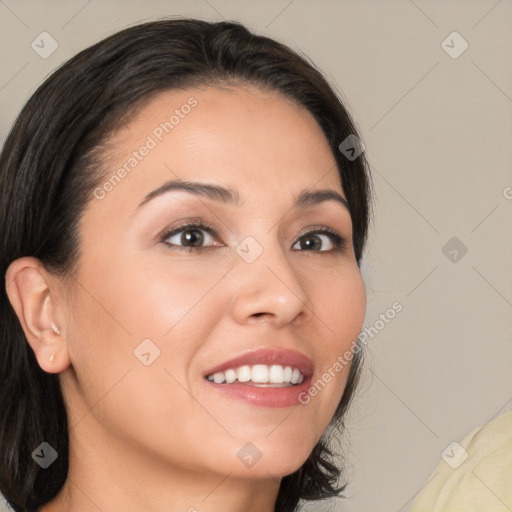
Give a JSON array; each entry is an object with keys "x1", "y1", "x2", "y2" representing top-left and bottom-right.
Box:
[{"x1": 0, "y1": 18, "x2": 371, "y2": 512}]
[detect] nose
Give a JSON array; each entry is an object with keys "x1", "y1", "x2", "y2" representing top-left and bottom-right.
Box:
[{"x1": 228, "y1": 237, "x2": 310, "y2": 328}]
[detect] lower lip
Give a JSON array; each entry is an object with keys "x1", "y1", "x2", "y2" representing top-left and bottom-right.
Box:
[{"x1": 205, "y1": 377, "x2": 312, "y2": 408}]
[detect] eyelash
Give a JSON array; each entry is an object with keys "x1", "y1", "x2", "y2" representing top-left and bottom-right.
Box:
[{"x1": 159, "y1": 221, "x2": 346, "y2": 254}]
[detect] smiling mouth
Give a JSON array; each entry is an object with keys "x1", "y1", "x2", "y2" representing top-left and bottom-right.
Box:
[{"x1": 205, "y1": 363, "x2": 304, "y2": 387}]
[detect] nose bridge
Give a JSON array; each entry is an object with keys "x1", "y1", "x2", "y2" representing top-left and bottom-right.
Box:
[{"x1": 229, "y1": 231, "x2": 310, "y2": 324}]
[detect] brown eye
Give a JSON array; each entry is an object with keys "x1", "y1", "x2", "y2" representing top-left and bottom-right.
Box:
[
  {"x1": 161, "y1": 222, "x2": 220, "y2": 252},
  {"x1": 293, "y1": 229, "x2": 345, "y2": 252},
  {"x1": 171, "y1": 228, "x2": 207, "y2": 247}
]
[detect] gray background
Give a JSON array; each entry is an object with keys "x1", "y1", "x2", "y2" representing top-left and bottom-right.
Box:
[{"x1": 1, "y1": 1, "x2": 511, "y2": 511}]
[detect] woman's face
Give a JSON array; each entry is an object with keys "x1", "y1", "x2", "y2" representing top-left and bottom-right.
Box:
[{"x1": 60, "y1": 84, "x2": 366, "y2": 480}]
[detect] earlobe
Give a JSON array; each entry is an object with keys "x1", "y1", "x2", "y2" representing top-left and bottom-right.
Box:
[{"x1": 4, "y1": 256, "x2": 71, "y2": 374}]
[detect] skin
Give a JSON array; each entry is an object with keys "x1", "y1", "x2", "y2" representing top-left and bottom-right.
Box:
[{"x1": 5, "y1": 84, "x2": 366, "y2": 512}]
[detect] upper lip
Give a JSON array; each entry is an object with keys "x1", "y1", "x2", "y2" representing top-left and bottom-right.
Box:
[{"x1": 203, "y1": 348, "x2": 314, "y2": 379}]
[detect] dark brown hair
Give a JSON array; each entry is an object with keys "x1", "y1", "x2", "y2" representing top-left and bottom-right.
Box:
[{"x1": 0, "y1": 17, "x2": 372, "y2": 512}]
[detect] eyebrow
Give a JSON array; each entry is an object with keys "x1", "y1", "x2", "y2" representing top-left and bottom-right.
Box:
[{"x1": 136, "y1": 179, "x2": 350, "y2": 212}]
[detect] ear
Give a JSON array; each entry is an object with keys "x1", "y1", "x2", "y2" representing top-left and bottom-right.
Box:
[{"x1": 5, "y1": 256, "x2": 71, "y2": 374}]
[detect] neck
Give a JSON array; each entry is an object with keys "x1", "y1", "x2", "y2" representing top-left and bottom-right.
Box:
[{"x1": 38, "y1": 417, "x2": 281, "y2": 512}]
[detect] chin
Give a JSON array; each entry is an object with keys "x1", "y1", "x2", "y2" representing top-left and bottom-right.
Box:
[{"x1": 229, "y1": 441, "x2": 315, "y2": 480}]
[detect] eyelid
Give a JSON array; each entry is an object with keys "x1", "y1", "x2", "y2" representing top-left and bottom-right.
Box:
[
  {"x1": 296, "y1": 224, "x2": 340, "y2": 241},
  {"x1": 159, "y1": 220, "x2": 221, "y2": 249},
  {"x1": 159, "y1": 219, "x2": 347, "y2": 252},
  {"x1": 294, "y1": 225, "x2": 346, "y2": 252}
]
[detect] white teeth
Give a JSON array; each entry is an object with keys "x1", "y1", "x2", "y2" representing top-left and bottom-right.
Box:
[
  {"x1": 251, "y1": 364, "x2": 269, "y2": 383},
  {"x1": 290, "y1": 368, "x2": 301, "y2": 384},
  {"x1": 206, "y1": 364, "x2": 305, "y2": 386},
  {"x1": 237, "y1": 365, "x2": 251, "y2": 382},
  {"x1": 213, "y1": 372, "x2": 225, "y2": 384},
  {"x1": 225, "y1": 369, "x2": 237, "y2": 384},
  {"x1": 269, "y1": 365, "x2": 285, "y2": 383}
]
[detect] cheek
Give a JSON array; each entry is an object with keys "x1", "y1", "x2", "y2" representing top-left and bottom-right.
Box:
[
  {"x1": 78, "y1": 249, "x2": 231, "y2": 340},
  {"x1": 313, "y1": 265, "x2": 366, "y2": 351},
  {"x1": 65, "y1": 252, "x2": 232, "y2": 412},
  {"x1": 63, "y1": 261, "x2": 213, "y2": 456},
  {"x1": 303, "y1": 266, "x2": 366, "y2": 417}
]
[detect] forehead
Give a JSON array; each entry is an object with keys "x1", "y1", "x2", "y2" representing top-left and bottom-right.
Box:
[{"x1": 87, "y1": 85, "x2": 343, "y2": 218}]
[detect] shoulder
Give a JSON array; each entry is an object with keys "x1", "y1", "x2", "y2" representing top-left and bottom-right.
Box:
[
  {"x1": 0, "y1": 494, "x2": 14, "y2": 512},
  {"x1": 410, "y1": 409, "x2": 512, "y2": 512}
]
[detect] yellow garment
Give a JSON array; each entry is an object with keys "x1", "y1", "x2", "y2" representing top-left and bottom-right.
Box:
[{"x1": 410, "y1": 409, "x2": 512, "y2": 512}]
